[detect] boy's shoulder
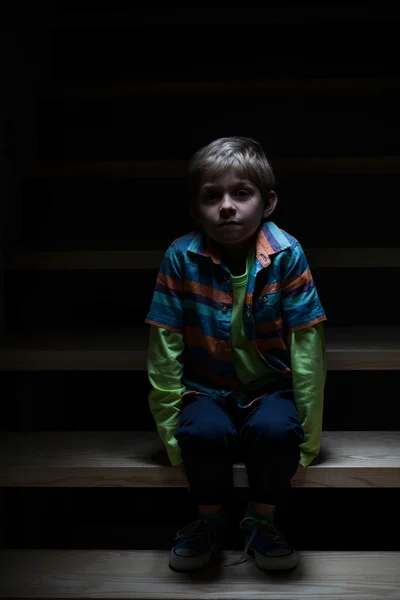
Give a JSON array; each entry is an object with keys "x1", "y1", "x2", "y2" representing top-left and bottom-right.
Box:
[
  {"x1": 265, "y1": 222, "x2": 300, "y2": 252},
  {"x1": 169, "y1": 230, "x2": 200, "y2": 253},
  {"x1": 164, "y1": 230, "x2": 204, "y2": 261}
]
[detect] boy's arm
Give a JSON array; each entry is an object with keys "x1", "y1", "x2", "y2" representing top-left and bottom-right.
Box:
[
  {"x1": 147, "y1": 325, "x2": 185, "y2": 467},
  {"x1": 287, "y1": 322, "x2": 326, "y2": 468},
  {"x1": 280, "y1": 240, "x2": 327, "y2": 468},
  {"x1": 145, "y1": 242, "x2": 186, "y2": 466}
]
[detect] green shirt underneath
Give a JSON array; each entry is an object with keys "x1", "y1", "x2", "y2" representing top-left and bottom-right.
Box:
[{"x1": 230, "y1": 245, "x2": 281, "y2": 390}]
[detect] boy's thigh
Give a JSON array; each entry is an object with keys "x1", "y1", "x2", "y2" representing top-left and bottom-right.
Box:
[
  {"x1": 236, "y1": 388, "x2": 304, "y2": 446},
  {"x1": 175, "y1": 392, "x2": 238, "y2": 448}
]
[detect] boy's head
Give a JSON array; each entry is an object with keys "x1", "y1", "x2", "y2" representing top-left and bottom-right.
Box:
[{"x1": 187, "y1": 137, "x2": 277, "y2": 249}]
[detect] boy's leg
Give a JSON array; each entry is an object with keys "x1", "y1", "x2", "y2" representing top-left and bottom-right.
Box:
[
  {"x1": 198, "y1": 504, "x2": 223, "y2": 514},
  {"x1": 230, "y1": 389, "x2": 302, "y2": 570},
  {"x1": 251, "y1": 501, "x2": 275, "y2": 515},
  {"x1": 237, "y1": 389, "x2": 304, "y2": 506},
  {"x1": 169, "y1": 393, "x2": 237, "y2": 571},
  {"x1": 174, "y1": 393, "x2": 238, "y2": 509}
]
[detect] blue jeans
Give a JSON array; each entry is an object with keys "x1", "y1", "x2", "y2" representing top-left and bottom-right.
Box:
[{"x1": 174, "y1": 389, "x2": 305, "y2": 506}]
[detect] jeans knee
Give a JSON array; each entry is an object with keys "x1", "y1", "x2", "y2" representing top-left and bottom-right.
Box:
[
  {"x1": 242, "y1": 419, "x2": 297, "y2": 447},
  {"x1": 176, "y1": 422, "x2": 238, "y2": 454}
]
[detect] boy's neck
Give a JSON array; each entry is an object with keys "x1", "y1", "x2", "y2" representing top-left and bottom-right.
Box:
[
  {"x1": 217, "y1": 234, "x2": 256, "y2": 276},
  {"x1": 226, "y1": 259, "x2": 246, "y2": 276}
]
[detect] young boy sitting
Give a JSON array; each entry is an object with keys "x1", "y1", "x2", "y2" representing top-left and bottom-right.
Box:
[{"x1": 145, "y1": 136, "x2": 327, "y2": 572}]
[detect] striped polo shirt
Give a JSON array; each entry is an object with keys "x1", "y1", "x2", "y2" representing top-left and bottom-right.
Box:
[{"x1": 145, "y1": 220, "x2": 327, "y2": 398}]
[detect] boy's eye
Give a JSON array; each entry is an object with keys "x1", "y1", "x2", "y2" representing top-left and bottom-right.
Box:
[
  {"x1": 205, "y1": 192, "x2": 218, "y2": 202},
  {"x1": 201, "y1": 188, "x2": 251, "y2": 202}
]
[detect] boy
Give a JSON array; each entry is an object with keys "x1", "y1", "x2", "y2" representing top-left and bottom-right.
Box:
[{"x1": 145, "y1": 137, "x2": 327, "y2": 572}]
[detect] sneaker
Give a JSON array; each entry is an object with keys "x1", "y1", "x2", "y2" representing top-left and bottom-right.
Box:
[
  {"x1": 225, "y1": 516, "x2": 297, "y2": 571},
  {"x1": 169, "y1": 513, "x2": 228, "y2": 572}
]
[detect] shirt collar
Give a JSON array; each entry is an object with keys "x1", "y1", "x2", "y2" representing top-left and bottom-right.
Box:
[{"x1": 187, "y1": 221, "x2": 290, "y2": 268}]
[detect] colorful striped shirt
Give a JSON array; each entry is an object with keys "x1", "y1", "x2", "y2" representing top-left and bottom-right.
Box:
[{"x1": 145, "y1": 220, "x2": 327, "y2": 400}]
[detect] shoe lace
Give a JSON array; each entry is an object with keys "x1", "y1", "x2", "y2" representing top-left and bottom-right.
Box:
[
  {"x1": 175, "y1": 519, "x2": 218, "y2": 553},
  {"x1": 224, "y1": 516, "x2": 285, "y2": 567}
]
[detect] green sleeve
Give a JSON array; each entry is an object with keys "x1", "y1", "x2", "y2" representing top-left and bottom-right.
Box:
[
  {"x1": 147, "y1": 325, "x2": 185, "y2": 466},
  {"x1": 287, "y1": 322, "x2": 327, "y2": 468}
]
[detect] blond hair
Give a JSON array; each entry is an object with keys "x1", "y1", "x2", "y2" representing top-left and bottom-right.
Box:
[{"x1": 187, "y1": 137, "x2": 275, "y2": 203}]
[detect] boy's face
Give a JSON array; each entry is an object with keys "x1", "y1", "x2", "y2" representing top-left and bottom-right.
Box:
[{"x1": 193, "y1": 169, "x2": 276, "y2": 249}]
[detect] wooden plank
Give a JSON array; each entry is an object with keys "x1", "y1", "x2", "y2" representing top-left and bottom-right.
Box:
[
  {"x1": 0, "y1": 251, "x2": 4, "y2": 341},
  {"x1": 5, "y1": 250, "x2": 165, "y2": 270},
  {"x1": 0, "y1": 550, "x2": 400, "y2": 598},
  {"x1": 306, "y1": 248, "x2": 400, "y2": 268},
  {"x1": 24, "y1": 157, "x2": 400, "y2": 179},
  {"x1": 325, "y1": 327, "x2": 400, "y2": 371},
  {"x1": 0, "y1": 431, "x2": 398, "y2": 488},
  {"x1": 5, "y1": 248, "x2": 400, "y2": 270},
  {"x1": 49, "y1": 78, "x2": 400, "y2": 99},
  {"x1": 0, "y1": 489, "x2": 8, "y2": 548},
  {"x1": 0, "y1": 329, "x2": 149, "y2": 371},
  {"x1": 53, "y1": 6, "x2": 400, "y2": 27},
  {"x1": 0, "y1": 327, "x2": 399, "y2": 371}
]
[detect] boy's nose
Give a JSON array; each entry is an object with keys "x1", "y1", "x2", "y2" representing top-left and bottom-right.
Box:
[{"x1": 220, "y1": 194, "x2": 236, "y2": 211}]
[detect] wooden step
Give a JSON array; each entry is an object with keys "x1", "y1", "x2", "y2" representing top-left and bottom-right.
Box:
[
  {"x1": 48, "y1": 78, "x2": 400, "y2": 99},
  {"x1": 0, "y1": 327, "x2": 399, "y2": 371},
  {"x1": 24, "y1": 157, "x2": 400, "y2": 179},
  {"x1": 0, "y1": 431, "x2": 398, "y2": 488},
  {"x1": 6, "y1": 248, "x2": 400, "y2": 270},
  {"x1": 0, "y1": 549, "x2": 399, "y2": 598},
  {"x1": 54, "y1": 5, "x2": 400, "y2": 27}
]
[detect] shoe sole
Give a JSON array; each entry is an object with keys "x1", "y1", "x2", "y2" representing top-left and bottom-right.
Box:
[
  {"x1": 169, "y1": 525, "x2": 227, "y2": 572},
  {"x1": 169, "y1": 547, "x2": 216, "y2": 572},
  {"x1": 254, "y1": 548, "x2": 298, "y2": 571}
]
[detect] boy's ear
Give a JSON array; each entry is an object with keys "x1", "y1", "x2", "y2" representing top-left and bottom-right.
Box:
[{"x1": 263, "y1": 190, "x2": 278, "y2": 219}]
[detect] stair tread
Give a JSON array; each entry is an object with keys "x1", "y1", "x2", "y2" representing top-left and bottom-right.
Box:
[
  {"x1": 47, "y1": 77, "x2": 400, "y2": 99},
  {"x1": 0, "y1": 431, "x2": 399, "y2": 488},
  {"x1": 0, "y1": 326, "x2": 399, "y2": 371},
  {"x1": 55, "y1": 4, "x2": 400, "y2": 26},
  {"x1": 0, "y1": 549, "x2": 399, "y2": 599}
]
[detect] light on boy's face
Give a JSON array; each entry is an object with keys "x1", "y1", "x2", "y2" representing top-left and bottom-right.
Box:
[{"x1": 195, "y1": 170, "x2": 266, "y2": 248}]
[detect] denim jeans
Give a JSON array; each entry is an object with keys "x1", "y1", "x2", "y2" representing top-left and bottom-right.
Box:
[{"x1": 174, "y1": 388, "x2": 305, "y2": 506}]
